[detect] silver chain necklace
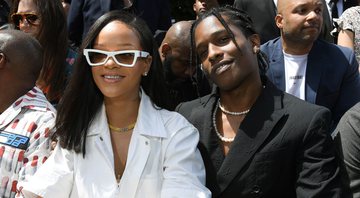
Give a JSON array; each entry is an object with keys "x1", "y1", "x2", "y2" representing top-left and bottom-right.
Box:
[
  {"x1": 218, "y1": 99, "x2": 250, "y2": 116},
  {"x1": 212, "y1": 100, "x2": 235, "y2": 142}
]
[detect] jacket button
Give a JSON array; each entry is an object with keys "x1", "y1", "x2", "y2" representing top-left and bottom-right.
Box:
[
  {"x1": 251, "y1": 185, "x2": 261, "y2": 194},
  {"x1": 99, "y1": 136, "x2": 103, "y2": 141},
  {"x1": 145, "y1": 141, "x2": 149, "y2": 145}
]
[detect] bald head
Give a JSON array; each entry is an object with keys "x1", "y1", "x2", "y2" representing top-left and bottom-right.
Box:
[
  {"x1": 160, "y1": 21, "x2": 196, "y2": 80},
  {"x1": 0, "y1": 29, "x2": 43, "y2": 79},
  {"x1": 161, "y1": 21, "x2": 193, "y2": 52}
]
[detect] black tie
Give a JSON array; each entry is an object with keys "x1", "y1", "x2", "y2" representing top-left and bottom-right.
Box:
[{"x1": 330, "y1": 0, "x2": 339, "y2": 18}]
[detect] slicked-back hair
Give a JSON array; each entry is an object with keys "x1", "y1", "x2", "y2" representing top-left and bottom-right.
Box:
[
  {"x1": 55, "y1": 10, "x2": 170, "y2": 156},
  {"x1": 10, "y1": 0, "x2": 68, "y2": 102},
  {"x1": 190, "y1": 6, "x2": 269, "y2": 78}
]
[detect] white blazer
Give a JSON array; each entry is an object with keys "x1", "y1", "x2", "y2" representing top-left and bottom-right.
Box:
[{"x1": 20, "y1": 92, "x2": 211, "y2": 198}]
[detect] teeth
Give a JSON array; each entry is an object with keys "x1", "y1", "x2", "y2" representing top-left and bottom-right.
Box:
[
  {"x1": 215, "y1": 64, "x2": 231, "y2": 75},
  {"x1": 104, "y1": 75, "x2": 120, "y2": 79}
]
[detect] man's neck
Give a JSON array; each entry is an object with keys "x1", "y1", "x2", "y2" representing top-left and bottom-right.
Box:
[{"x1": 281, "y1": 37, "x2": 314, "y2": 55}]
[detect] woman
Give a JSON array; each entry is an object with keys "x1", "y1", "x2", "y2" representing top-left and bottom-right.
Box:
[
  {"x1": 176, "y1": 6, "x2": 343, "y2": 197},
  {"x1": 9, "y1": 0, "x2": 75, "y2": 104},
  {"x1": 19, "y1": 11, "x2": 210, "y2": 197},
  {"x1": 334, "y1": 2, "x2": 360, "y2": 65}
]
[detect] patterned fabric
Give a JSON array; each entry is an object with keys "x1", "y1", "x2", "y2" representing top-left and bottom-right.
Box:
[
  {"x1": 0, "y1": 87, "x2": 56, "y2": 198},
  {"x1": 335, "y1": 6, "x2": 360, "y2": 63}
]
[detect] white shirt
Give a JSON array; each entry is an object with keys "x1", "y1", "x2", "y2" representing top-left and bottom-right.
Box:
[
  {"x1": 20, "y1": 91, "x2": 210, "y2": 198},
  {"x1": 284, "y1": 51, "x2": 308, "y2": 100}
]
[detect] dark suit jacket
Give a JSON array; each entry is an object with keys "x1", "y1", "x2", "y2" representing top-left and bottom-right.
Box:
[
  {"x1": 176, "y1": 80, "x2": 342, "y2": 197},
  {"x1": 67, "y1": 0, "x2": 171, "y2": 46},
  {"x1": 233, "y1": 0, "x2": 334, "y2": 43},
  {"x1": 334, "y1": 102, "x2": 360, "y2": 197},
  {"x1": 233, "y1": 0, "x2": 279, "y2": 44},
  {"x1": 261, "y1": 38, "x2": 360, "y2": 127}
]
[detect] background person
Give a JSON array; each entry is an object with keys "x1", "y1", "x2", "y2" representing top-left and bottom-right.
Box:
[
  {"x1": 261, "y1": 0, "x2": 360, "y2": 128},
  {"x1": 0, "y1": 30, "x2": 56, "y2": 198},
  {"x1": 159, "y1": 20, "x2": 211, "y2": 109},
  {"x1": 10, "y1": 0, "x2": 75, "y2": 105}
]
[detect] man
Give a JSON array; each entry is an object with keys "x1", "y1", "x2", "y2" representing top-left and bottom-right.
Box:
[
  {"x1": 234, "y1": 0, "x2": 333, "y2": 44},
  {"x1": 159, "y1": 21, "x2": 211, "y2": 109},
  {"x1": 261, "y1": 0, "x2": 360, "y2": 127},
  {"x1": 333, "y1": 102, "x2": 360, "y2": 197},
  {"x1": 67, "y1": 0, "x2": 172, "y2": 47},
  {"x1": 193, "y1": 0, "x2": 219, "y2": 18},
  {"x1": 0, "y1": 30, "x2": 56, "y2": 198}
]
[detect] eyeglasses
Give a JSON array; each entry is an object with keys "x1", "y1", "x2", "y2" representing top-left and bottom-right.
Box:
[
  {"x1": 11, "y1": 12, "x2": 40, "y2": 27},
  {"x1": 83, "y1": 49, "x2": 150, "y2": 67}
]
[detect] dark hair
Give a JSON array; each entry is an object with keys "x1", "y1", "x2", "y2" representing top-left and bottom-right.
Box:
[
  {"x1": 55, "y1": 10, "x2": 170, "y2": 155},
  {"x1": 190, "y1": 5, "x2": 268, "y2": 76},
  {"x1": 10, "y1": 0, "x2": 68, "y2": 102}
]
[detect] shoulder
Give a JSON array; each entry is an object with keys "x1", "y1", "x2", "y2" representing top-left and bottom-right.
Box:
[
  {"x1": 176, "y1": 94, "x2": 213, "y2": 118},
  {"x1": 260, "y1": 37, "x2": 281, "y2": 54},
  {"x1": 282, "y1": 91, "x2": 331, "y2": 124},
  {"x1": 335, "y1": 102, "x2": 360, "y2": 136},
  {"x1": 314, "y1": 39, "x2": 353, "y2": 55}
]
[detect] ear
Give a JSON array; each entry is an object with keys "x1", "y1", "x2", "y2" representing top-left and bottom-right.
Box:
[
  {"x1": 193, "y1": 3, "x2": 197, "y2": 12},
  {"x1": 142, "y1": 55, "x2": 152, "y2": 76},
  {"x1": 160, "y1": 43, "x2": 171, "y2": 57},
  {"x1": 248, "y1": 34, "x2": 261, "y2": 54},
  {"x1": 275, "y1": 14, "x2": 283, "y2": 29},
  {"x1": 249, "y1": 34, "x2": 260, "y2": 47}
]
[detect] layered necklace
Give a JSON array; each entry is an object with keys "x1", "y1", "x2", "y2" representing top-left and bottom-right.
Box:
[
  {"x1": 212, "y1": 99, "x2": 250, "y2": 142},
  {"x1": 109, "y1": 122, "x2": 136, "y2": 133}
]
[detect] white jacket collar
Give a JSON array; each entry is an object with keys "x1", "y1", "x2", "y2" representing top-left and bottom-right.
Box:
[{"x1": 87, "y1": 90, "x2": 168, "y2": 138}]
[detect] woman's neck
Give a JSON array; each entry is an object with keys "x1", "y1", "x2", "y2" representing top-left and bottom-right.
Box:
[{"x1": 105, "y1": 96, "x2": 140, "y2": 128}]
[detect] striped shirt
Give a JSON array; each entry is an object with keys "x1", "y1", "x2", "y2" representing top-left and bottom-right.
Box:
[{"x1": 0, "y1": 87, "x2": 56, "y2": 198}]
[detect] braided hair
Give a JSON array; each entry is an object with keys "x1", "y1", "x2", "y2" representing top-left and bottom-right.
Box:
[{"x1": 190, "y1": 5, "x2": 269, "y2": 79}]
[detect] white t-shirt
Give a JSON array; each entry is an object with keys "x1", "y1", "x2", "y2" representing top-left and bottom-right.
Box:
[{"x1": 284, "y1": 51, "x2": 308, "y2": 100}]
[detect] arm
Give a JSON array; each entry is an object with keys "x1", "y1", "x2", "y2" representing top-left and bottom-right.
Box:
[
  {"x1": 161, "y1": 122, "x2": 211, "y2": 197},
  {"x1": 333, "y1": 48, "x2": 360, "y2": 124},
  {"x1": 19, "y1": 143, "x2": 74, "y2": 198},
  {"x1": 334, "y1": 104, "x2": 360, "y2": 197},
  {"x1": 17, "y1": 113, "x2": 55, "y2": 184},
  {"x1": 337, "y1": 29, "x2": 355, "y2": 50},
  {"x1": 296, "y1": 108, "x2": 343, "y2": 197}
]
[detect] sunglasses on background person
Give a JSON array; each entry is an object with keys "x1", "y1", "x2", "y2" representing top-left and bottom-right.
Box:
[
  {"x1": 83, "y1": 49, "x2": 150, "y2": 67},
  {"x1": 11, "y1": 12, "x2": 40, "y2": 27}
]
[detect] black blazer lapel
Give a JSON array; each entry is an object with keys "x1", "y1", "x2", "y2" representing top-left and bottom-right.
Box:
[
  {"x1": 217, "y1": 82, "x2": 286, "y2": 193},
  {"x1": 306, "y1": 40, "x2": 324, "y2": 104}
]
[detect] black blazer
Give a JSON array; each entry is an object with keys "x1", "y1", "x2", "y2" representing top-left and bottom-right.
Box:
[
  {"x1": 67, "y1": 0, "x2": 171, "y2": 46},
  {"x1": 176, "y1": 80, "x2": 343, "y2": 197}
]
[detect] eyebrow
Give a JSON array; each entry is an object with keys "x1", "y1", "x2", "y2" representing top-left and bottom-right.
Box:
[{"x1": 195, "y1": 28, "x2": 227, "y2": 49}]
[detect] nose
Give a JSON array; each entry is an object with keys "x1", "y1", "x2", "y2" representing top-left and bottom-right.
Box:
[
  {"x1": 307, "y1": 10, "x2": 321, "y2": 21},
  {"x1": 208, "y1": 43, "x2": 223, "y2": 64},
  {"x1": 19, "y1": 18, "x2": 30, "y2": 27},
  {"x1": 103, "y1": 56, "x2": 118, "y2": 69}
]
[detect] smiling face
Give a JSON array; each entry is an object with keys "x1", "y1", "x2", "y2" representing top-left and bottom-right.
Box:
[
  {"x1": 194, "y1": 15, "x2": 260, "y2": 91},
  {"x1": 276, "y1": 0, "x2": 323, "y2": 46},
  {"x1": 16, "y1": 0, "x2": 40, "y2": 37},
  {"x1": 91, "y1": 21, "x2": 151, "y2": 101}
]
